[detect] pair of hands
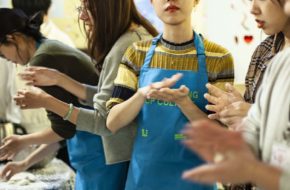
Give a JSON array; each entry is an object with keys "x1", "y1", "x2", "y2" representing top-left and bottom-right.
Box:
[
  {"x1": 182, "y1": 120, "x2": 259, "y2": 185},
  {"x1": 204, "y1": 83, "x2": 251, "y2": 129},
  {"x1": 138, "y1": 73, "x2": 191, "y2": 106},
  {"x1": 14, "y1": 67, "x2": 61, "y2": 110},
  {"x1": 0, "y1": 135, "x2": 28, "y2": 180}
]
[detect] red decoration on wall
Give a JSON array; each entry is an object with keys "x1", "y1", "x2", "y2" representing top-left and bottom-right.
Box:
[{"x1": 243, "y1": 35, "x2": 253, "y2": 44}]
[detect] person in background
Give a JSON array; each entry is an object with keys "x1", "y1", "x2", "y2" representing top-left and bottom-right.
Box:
[
  {"x1": 12, "y1": 0, "x2": 77, "y2": 168},
  {"x1": 182, "y1": 49, "x2": 290, "y2": 189},
  {"x1": 105, "y1": 0, "x2": 234, "y2": 189},
  {"x1": 12, "y1": 0, "x2": 75, "y2": 48},
  {"x1": 204, "y1": 0, "x2": 290, "y2": 129},
  {"x1": 182, "y1": 2, "x2": 290, "y2": 189},
  {"x1": 0, "y1": 0, "x2": 158, "y2": 188},
  {"x1": 0, "y1": 8, "x2": 100, "y2": 190}
]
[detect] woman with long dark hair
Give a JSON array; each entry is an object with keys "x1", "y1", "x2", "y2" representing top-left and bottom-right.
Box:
[{"x1": 0, "y1": 0, "x2": 158, "y2": 189}]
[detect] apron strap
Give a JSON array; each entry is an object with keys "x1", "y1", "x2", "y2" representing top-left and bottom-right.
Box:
[
  {"x1": 193, "y1": 32, "x2": 207, "y2": 74},
  {"x1": 143, "y1": 34, "x2": 162, "y2": 70},
  {"x1": 143, "y1": 32, "x2": 207, "y2": 74}
]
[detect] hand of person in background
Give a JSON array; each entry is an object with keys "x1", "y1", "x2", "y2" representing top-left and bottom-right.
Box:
[
  {"x1": 204, "y1": 83, "x2": 245, "y2": 124},
  {"x1": 181, "y1": 120, "x2": 260, "y2": 185},
  {"x1": 19, "y1": 67, "x2": 61, "y2": 87},
  {"x1": 218, "y1": 101, "x2": 252, "y2": 129},
  {"x1": 14, "y1": 87, "x2": 52, "y2": 109},
  {"x1": 0, "y1": 160, "x2": 29, "y2": 180},
  {"x1": 0, "y1": 135, "x2": 26, "y2": 161}
]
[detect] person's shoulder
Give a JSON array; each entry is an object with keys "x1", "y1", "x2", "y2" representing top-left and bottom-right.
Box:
[
  {"x1": 112, "y1": 26, "x2": 153, "y2": 52},
  {"x1": 107, "y1": 26, "x2": 154, "y2": 60}
]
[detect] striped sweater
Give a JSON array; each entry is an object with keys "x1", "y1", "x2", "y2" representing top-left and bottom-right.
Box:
[{"x1": 107, "y1": 35, "x2": 234, "y2": 108}]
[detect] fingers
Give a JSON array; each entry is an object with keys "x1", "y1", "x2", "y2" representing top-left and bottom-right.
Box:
[
  {"x1": 206, "y1": 83, "x2": 225, "y2": 97},
  {"x1": 182, "y1": 163, "x2": 227, "y2": 184},
  {"x1": 1, "y1": 164, "x2": 15, "y2": 180},
  {"x1": 147, "y1": 87, "x2": 188, "y2": 102},
  {"x1": 205, "y1": 104, "x2": 220, "y2": 113},
  {"x1": 204, "y1": 93, "x2": 219, "y2": 105},
  {"x1": 151, "y1": 73, "x2": 183, "y2": 89},
  {"x1": 207, "y1": 113, "x2": 219, "y2": 120},
  {"x1": 225, "y1": 83, "x2": 241, "y2": 97}
]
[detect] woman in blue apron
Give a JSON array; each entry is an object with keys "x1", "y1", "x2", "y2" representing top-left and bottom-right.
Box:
[
  {"x1": 124, "y1": 32, "x2": 214, "y2": 190},
  {"x1": 0, "y1": 1, "x2": 158, "y2": 190},
  {"x1": 106, "y1": 0, "x2": 234, "y2": 189}
]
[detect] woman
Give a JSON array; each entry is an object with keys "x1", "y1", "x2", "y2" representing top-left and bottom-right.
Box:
[
  {"x1": 0, "y1": 0, "x2": 157, "y2": 189},
  {"x1": 204, "y1": 0, "x2": 290, "y2": 129},
  {"x1": 182, "y1": 49, "x2": 290, "y2": 189},
  {"x1": 106, "y1": 0, "x2": 234, "y2": 189}
]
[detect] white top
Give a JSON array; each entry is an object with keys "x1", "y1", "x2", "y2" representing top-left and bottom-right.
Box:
[
  {"x1": 0, "y1": 58, "x2": 21, "y2": 123},
  {"x1": 243, "y1": 49, "x2": 290, "y2": 190}
]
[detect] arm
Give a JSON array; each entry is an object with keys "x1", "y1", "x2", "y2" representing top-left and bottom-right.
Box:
[
  {"x1": 0, "y1": 143, "x2": 60, "y2": 180},
  {"x1": 107, "y1": 90, "x2": 146, "y2": 133},
  {"x1": 107, "y1": 73, "x2": 184, "y2": 133},
  {"x1": 19, "y1": 67, "x2": 88, "y2": 101},
  {"x1": 0, "y1": 128, "x2": 63, "y2": 161}
]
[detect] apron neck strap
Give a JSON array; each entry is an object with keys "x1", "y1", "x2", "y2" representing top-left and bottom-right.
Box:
[{"x1": 143, "y1": 31, "x2": 206, "y2": 70}]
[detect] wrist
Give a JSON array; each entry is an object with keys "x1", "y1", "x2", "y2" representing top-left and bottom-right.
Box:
[
  {"x1": 137, "y1": 87, "x2": 149, "y2": 99},
  {"x1": 43, "y1": 95, "x2": 55, "y2": 111},
  {"x1": 176, "y1": 96, "x2": 192, "y2": 108},
  {"x1": 56, "y1": 72, "x2": 66, "y2": 87},
  {"x1": 21, "y1": 158, "x2": 31, "y2": 170}
]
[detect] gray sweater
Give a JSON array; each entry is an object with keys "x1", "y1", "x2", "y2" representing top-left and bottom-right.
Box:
[
  {"x1": 76, "y1": 26, "x2": 152, "y2": 164},
  {"x1": 243, "y1": 49, "x2": 290, "y2": 190}
]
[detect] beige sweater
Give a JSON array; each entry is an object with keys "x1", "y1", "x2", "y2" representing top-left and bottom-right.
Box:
[
  {"x1": 243, "y1": 49, "x2": 290, "y2": 190},
  {"x1": 76, "y1": 26, "x2": 152, "y2": 164}
]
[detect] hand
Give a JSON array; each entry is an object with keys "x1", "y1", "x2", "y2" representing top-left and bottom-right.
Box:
[
  {"x1": 138, "y1": 73, "x2": 183, "y2": 97},
  {"x1": 0, "y1": 160, "x2": 28, "y2": 180},
  {"x1": 204, "y1": 83, "x2": 244, "y2": 120},
  {"x1": 14, "y1": 87, "x2": 51, "y2": 109},
  {"x1": 19, "y1": 67, "x2": 61, "y2": 86},
  {"x1": 182, "y1": 120, "x2": 259, "y2": 185},
  {"x1": 219, "y1": 101, "x2": 252, "y2": 129},
  {"x1": 0, "y1": 135, "x2": 26, "y2": 161},
  {"x1": 147, "y1": 85, "x2": 190, "y2": 105}
]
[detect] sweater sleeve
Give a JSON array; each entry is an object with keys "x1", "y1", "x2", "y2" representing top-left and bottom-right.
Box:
[
  {"x1": 242, "y1": 84, "x2": 264, "y2": 157},
  {"x1": 76, "y1": 50, "x2": 124, "y2": 136}
]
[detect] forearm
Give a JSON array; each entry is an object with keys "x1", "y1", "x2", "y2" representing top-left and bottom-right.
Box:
[
  {"x1": 177, "y1": 97, "x2": 208, "y2": 122},
  {"x1": 107, "y1": 91, "x2": 145, "y2": 133},
  {"x1": 22, "y1": 128, "x2": 63, "y2": 145},
  {"x1": 252, "y1": 162, "x2": 281, "y2": 190},
  {"x1": 57, "y1": 72, "x2": 87, "y2": 101},
  {"x1": 44, "y1": 95, "x2": 80, "y2": 125},
  {"x1": 23, "y1": 143, "x2": 60, "y2": 170}
]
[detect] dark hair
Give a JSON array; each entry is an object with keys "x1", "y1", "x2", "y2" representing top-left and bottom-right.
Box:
[
  {"x1": 0, "y1": 8, "x2": 44, "y2": 44},
  {"x1": 12, "y1": 0, "x2": 51, "y2": 16},
  {"x1": 85, "y1": 0, "x2": 158, "y2": 70}
]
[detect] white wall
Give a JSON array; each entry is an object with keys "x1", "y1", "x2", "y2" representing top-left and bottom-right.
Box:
[{"x1": 193, "y1": 0, "x2": 267, "y2": 84}]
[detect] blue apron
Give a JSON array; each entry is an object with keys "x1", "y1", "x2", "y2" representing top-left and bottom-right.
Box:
[
  {"x1": 67, "y1": 131, "x2": 129, "y2": 190},
  {"x1": 125, "y1": 32, "x2": 214, "y2": 190}
]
